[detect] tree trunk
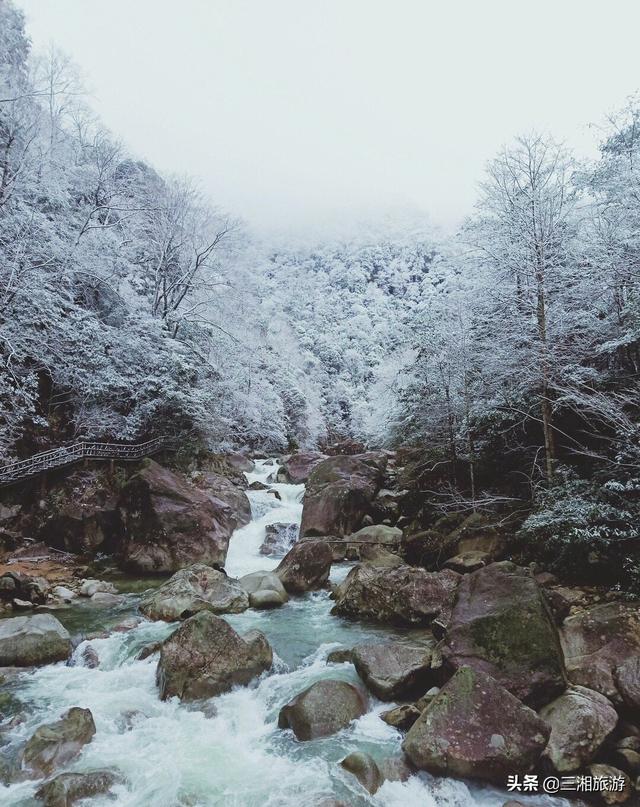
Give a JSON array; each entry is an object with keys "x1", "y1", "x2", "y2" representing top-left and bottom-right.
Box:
[
  {"x1": 467, "y1": 428, "x2": 476, "y2": 510},
  {"x1": 463, "y1": 371, "x2": 476, "y2": 509},
  {"x1": 536, "y1": 267, "x2": 555, "y2": 482},
  {"x1": 443, "y1": 382, "x2": 458, "y2": 484}
]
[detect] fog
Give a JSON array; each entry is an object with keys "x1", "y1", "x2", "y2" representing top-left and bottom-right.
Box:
[{"x1": 17, "y1": 0, "x2": 640, "y2": 233}]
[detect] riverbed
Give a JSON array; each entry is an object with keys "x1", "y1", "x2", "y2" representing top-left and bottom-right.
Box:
[{"x1": 0, "y1": 461, "x2": 569, "y2": 806}]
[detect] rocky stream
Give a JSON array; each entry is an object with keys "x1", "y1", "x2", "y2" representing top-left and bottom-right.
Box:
[{"x1": 0, "y1": 454, "x2": 636, "y2": 806}]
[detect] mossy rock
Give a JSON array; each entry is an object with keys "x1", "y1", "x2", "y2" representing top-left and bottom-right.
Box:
[
  {"x1": 442, "y1": 561, "x2": 566, "y2": 708},
  {"x1": 402, "y1": 666, "x2": 550, "y2": 784}
]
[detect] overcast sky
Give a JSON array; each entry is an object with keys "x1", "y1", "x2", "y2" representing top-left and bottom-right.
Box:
[{"x1": 16, "y1": 0, "x2": 640, "y2": 235}]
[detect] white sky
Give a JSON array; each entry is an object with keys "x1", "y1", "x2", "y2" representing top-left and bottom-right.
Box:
[{"x1": 16, "y1": 0, "x2": 640, "y2": 234}]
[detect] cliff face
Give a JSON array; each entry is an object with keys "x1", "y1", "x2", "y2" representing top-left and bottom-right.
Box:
[{"x1": 0, "y1": 451, "x2": 252, "y2": 575}]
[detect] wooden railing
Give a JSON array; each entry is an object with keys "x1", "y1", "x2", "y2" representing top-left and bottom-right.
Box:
[{"x1": 0, "y1": 436, "x2": 175, "y2": 487}]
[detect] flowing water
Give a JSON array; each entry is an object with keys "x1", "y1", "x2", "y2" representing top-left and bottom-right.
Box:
[{"x1": 0, "y1": 460, "x2": 568, "y2": 806}]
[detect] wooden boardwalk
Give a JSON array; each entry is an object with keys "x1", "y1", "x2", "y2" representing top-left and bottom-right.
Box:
[{"x1": 0, "y1": 436, "x2": 174, "y2": 487}]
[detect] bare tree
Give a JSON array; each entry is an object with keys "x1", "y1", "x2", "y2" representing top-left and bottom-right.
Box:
[
  {"x1": 472, "y1": 134, "x2": 576, "y2": 482},
  {"x1": 142, "y1": 180, "x2": 237, "y2": 338}
]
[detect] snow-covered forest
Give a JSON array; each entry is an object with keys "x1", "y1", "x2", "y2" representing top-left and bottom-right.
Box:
[
  {"x1": 2, "y1": 2, "x2": 639, "y2": 582},
  {"x1": 4, "y1": 4, "x2": 640, "y2": 805}
]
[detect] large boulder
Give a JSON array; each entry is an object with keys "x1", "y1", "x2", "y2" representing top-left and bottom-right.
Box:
[
  {"x1": 187, "y1": 450, "x2": 252, "y2": 480},
  {"x1": 239, "y1": 571, "x2": 289, "y2": 608},
  {"x1": 340, "y1": 752, "x2": 383, "y2": 795},
  {"x1": 358, "y1": 545, "x2": 404, "y2": 568},
  {"x1": 331, "y1": 564, "x2": 460, "y2": 627},
  {"x1": 0, "y1": 503, "x2": 22, "y2": 548},
  {"x1": 402, "y1": 666, "x2": 550, "y2": 784},
  {"x1": 194, "y1": 471, "x2": 252, "y2": 530},
  {"x1": 560, "y1": 603, "x2": 640, "y2": 703},
  {"x1": 118, "y1": 459, "x2": 240, "y2": 573},
  {"x1": 260, "y1": 523, "x2": 299, "y2": 557},
  {"x1": 0, "y1": 614, "x2": 71, "y2": 667},
  {"x1": 588, "y1": 764, "x2": 633, "y2": 805},
  {"x1": 340, "y1": 752, "x2": 412, "y2": 795},
  {"x1": 139, "y1": 564, "x2": 249, "y2": 621},
  {"x1": 539, "y1": 686, "x2": 618, "y2": 772},
  {"x1": 277, "y1": 452, "x2": 327, "y2": 484},
  {"x1": 352, "y1": 642, "x2": 436, "y2": 700},
  {"x1": 39, "y1": 469, "x2": 123, "y2": 555},
  {"x1": 278, "y1": 679, "x2": 367, "y2": 740},
  {"x1": 0, "y1": 572, "x2": 50, "y2": 606},
  {"x1": 328, "y1": 524, "x2": 403, "y2": 561},
  {"x1": 300, "y1": 453, "x2": 387, "y2": 539},
  {"x1": 21, "y1": 707, "x2": 96, "y2": 778},
  {"x1": 442, "y1": 562, "x2": 566, "y2": 708},
  {"x1": 89, "y1": 591, "x2": 123, "y2": 607},
  {"x1": 349, "y1": 524, "x2": 402, "y2": 548},
  {"x1": 156, "y1": 611, "x2": 272, "y2": 700},
  {"x1": 275, "y1": 540, "x2": 332, "y2": 593},
  {"x1": 35, "y1": 769, "x2": 124, "y2": 806},
  {"x1": 225, "y1": 452, "x2": 254, "y2": 473}
]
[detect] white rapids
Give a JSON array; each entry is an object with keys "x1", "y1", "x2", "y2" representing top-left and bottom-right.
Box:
[
  {"x1": 224, "y1": 460, "x2": 305, "y2": 578},
  {"x1": 0, "y1": 459, "x2": 570, "y2": 807}
]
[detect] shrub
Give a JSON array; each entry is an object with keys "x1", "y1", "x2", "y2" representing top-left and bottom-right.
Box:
[{"x1": 516, "y1": 474, "x2": 640, "y2": 592}]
